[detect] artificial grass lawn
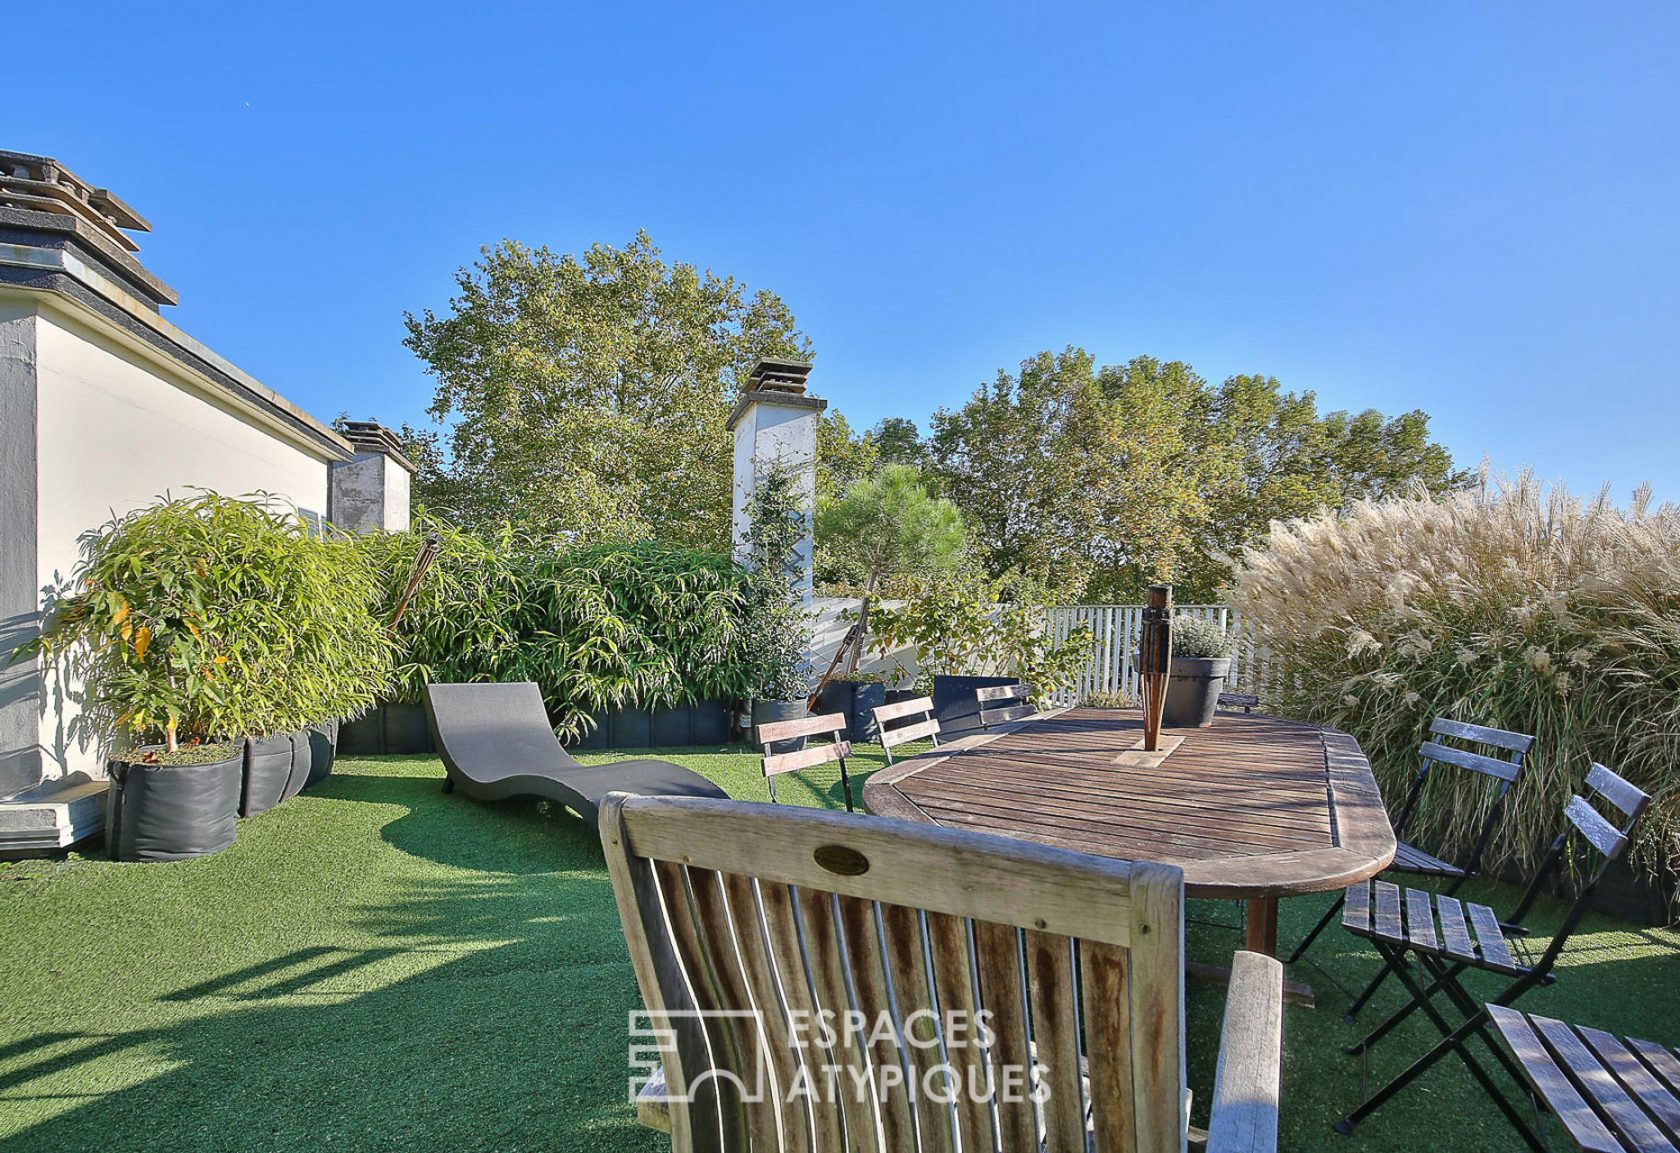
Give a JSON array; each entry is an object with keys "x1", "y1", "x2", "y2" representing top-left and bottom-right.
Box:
[{"x1": 1, "y1": 747, "x2": 1676, "y2": 1153}]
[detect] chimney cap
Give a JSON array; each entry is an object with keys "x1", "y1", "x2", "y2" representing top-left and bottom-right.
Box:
[
  {"x1": 745, "y1": 357, "x2": 813, "y2": 394},
  {"x1": 339, "y1": 420, "x2": 417, "y2": 474},
  {"x1": 0, "y1": 149, "x2": 151, "y2": 253}
]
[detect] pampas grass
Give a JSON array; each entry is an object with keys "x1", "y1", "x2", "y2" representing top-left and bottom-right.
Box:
[{"x1": 1230, "y1": 475, "x2": 1680, "y2": 894}]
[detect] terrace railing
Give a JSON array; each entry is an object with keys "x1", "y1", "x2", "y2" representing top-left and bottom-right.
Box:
[{"x1": 1043, "y1": 603, "x2": 1271, "y2": 705}]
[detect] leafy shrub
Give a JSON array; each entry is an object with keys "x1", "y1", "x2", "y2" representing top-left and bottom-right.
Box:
[
  {"x1": 1172, "y1": 614, "x2": 1234, "y2": 659},
  {"x1": 20, "y1": 492, "x2": 394, "y2": 751},
  {"x1": 1230, "y1": 476, "x2": 1680, "y2": 887},
  {"x1": 872, "y1": 573, "x2": 1094, "y2": 694},
  {"x1": 1081, "y1": 690, "x2": 1131, "y2": 709},
  {"x1": 359, "y1": 515, "x2": 756, "y2": 737}
]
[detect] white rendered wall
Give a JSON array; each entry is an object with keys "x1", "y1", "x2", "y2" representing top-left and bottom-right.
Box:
[
  {"x1": 730, "y1": 400, "x2": 819, "y2": 605},
  {"x1": 32, "y1": 307, "x2": 333, "y2": 780}
]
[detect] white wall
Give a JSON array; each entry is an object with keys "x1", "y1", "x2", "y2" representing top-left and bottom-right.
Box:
[
  {"x1": 730, "y1": 399, "x2": 819, "y2": 604},
  {"x1": 31, "y1": 307, "x2": 335, "y2": 779}
]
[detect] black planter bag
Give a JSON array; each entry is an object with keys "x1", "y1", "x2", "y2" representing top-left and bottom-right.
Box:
[
  {"x1": 242, "y1": 733, "x2": 294, "y2": 816},
  {"x1": 107, "y1": 754, "x2": 241, "y2": 861},
  {"x1": 303, "y1": 718, "x2": 339, "y2": 789}
]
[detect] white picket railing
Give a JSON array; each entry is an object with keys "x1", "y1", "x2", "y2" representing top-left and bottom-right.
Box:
[{"x1": 1042, "y1": 604, "x2": 1269, "y2": 706}]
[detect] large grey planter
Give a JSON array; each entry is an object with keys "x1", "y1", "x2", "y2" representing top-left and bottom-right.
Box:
[
  {"x1": 751, "y1": 698, "x2": 810, "y2": 754},
  {"x1": 1162, "y1": 656, "x2": 1232, "y2": 728},
  {"x1": 106, "y1": 748, "x2": 242, "y2": 862},
  {"x1": 301, "y1": 718, "x2": 339, "y2": 790},
  {"x1": 815, "y1": 681, "x2": 889, "y2": 743}
]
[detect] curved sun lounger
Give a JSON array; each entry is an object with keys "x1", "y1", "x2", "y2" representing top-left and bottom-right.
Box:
[{"x1": 423, "y1": 682, "x2": 727, "y2": 821}]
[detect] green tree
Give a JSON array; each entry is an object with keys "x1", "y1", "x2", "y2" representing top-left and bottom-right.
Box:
[
  {"x1": 402, "y1": 232, "x2": 811, "y2": 547},
  {"x1": 929, "y1": 349, "x2": 1466, "y2": 603},
  {"x1": 869, "y1": 416, "x2": 926, "y2": 469},
  {"x1": 815, "y1": 464, "x2": 966, "y2": 674}
]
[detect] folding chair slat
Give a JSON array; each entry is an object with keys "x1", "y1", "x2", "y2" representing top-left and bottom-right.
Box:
[
  {"x1": 1487, "y1": 1006, "x2": 1624, "y2": 1153},
  {"x1": 839, "y1": 895, "x2": 918, "y2": 1151},
  {"x1": 926, "y1": 912, "x2": 995, "y2": 1153},
  {"x1": 1404, "y1": 888, "x2": 1437, "y2": 952},
  {"x1": 1419, "y1": 740, "x2": 1522, "y2": 783},
  {"x1": 721, "y1": 872, "x2": 819, "y2": 1153},
  {"x1": 980, "y1": 703, "x2": 1037, "y2": 727},
  {"x1": 1566, "y1": 795, "x2": 1631, "y2": 860},
  {"x1": 1435, "y1": 895, "x2": 1475, "y2": 962},
  {"x1": 1373, "y1": 881, "x2": 1402, "y2": 941},
  {"x1": 1429, "y1": 717, "x2": 1537, "y2": 755},
  {"x1": 1579, "y1": 1025, "x2": 1680, "y2": 1145},
  {"x1": 1631, "y1": 1039, "x2": 1680, "y2": 1100},
  {"x1": 881, "y1": 903, "x2": 957, "y2": 1153},
  {"x1": 1025, "y1": 929, "x2": 1087, "y2": 1153},
  {"x1": 1392, "y1": 840, "x2": 1465, "y2": 878},
  {"x1": 1465, "y1": 901, "x2": 1521, "y2": 974},
  {"x1": 795, "y1": 888, "x2": 885, "y2": 1153},
  {"x1": 1533, "y1": 1015, "x2": 1678, "y2": 1153},
  {"x1": 764, "y1": 739, "x2": 853, "y2": 776},
  {"x1": 1585, "y1": 762, "x2": 1653, "y2": 821},
  {"x1": 973, "y1": 921, "x2": 1038, "y2": 1153},
  {"x1": 881, "y1": 717, "x2": 940, "y2": 749},
  {"x1": 874, "y1": 695, "x2": 936, "y2": 723},
  {"x1": 976, "y1": 684, "x2": 1030, "y2": 704},
  {"x1": 1342, "y1": 880, "x2": 1371, "y2": 933}
]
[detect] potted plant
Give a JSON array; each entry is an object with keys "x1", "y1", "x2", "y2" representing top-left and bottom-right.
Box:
[
  {"x1": 740, "y1": 464, "x2": 814, "y2": 752},
  {"x1": 14, "y1": 493, "x2": 395, "y2": 857},
  {"x1": 1160, "y1": 614, "x2": 1235, "y2": 728}
]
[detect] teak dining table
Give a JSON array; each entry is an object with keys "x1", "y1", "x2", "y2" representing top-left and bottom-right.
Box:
[{"x1": 863, "y1": 706, "x2": 1396, "y2": 988}]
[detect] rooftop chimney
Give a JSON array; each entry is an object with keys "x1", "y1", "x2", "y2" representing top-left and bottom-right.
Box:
[{"x1": 0, "y1": 150, "x2": 151, "y2": 254}]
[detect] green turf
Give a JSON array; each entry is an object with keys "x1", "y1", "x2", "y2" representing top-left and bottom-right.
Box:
[{"x1": 1, "y1": 746, "x2": 1676, "y2": 1152}]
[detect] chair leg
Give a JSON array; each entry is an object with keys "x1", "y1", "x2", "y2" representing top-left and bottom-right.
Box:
[
  {"x1": 442, "y1": 777, "x2": 455, "y2": 794},
  {"x1": 1284, "y1": 892, "x2": 1344, "y2": 964},
  {"x1": 1343, "y1": 953, "x2": 1402, "y2": 1022},
  {"x1": 767, "y1": 776, "x2": 778, "y2": 804},
  {"x1": 1345, "y1": 956, "x2": 1466, "y2": 1054},
  {"x1": 1335, "y1": 955, "x2": 1546, "y2": 1152},
  {"x1": 837, "y1": 757, "x2": 855, "y2": 813}
]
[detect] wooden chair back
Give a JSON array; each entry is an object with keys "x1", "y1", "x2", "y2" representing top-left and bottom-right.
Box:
[
  {"x1": 871, "y1": 695, "x2": 940, "y2": 764},
  {"x1": 1394, "y1": 717, "x2": 1536, "y2": 880},
  {"x1": 976, "y1": 682, "x2": 1034, "y2": 728},
  {"x1": 756, "y1": 711, "x2": 856, "y2": 811},
  {"x1": 600, "y1": 792, "x2": 1189, "y2": 1153}
]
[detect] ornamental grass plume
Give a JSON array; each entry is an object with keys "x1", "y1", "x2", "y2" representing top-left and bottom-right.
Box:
[{"x1": 1230, "y1": 474, "x2": 1680, "y2": 896}]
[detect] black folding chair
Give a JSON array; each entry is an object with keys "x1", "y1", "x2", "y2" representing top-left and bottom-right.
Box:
[
  {"x1": 1332, "y1": 762, "x2": 1652, "y2": 1151},
  {"x1": 1287, "y1": 717, "x2": 1534, "y2": 983}
]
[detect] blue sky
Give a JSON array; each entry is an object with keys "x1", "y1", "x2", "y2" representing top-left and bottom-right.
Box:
[{"x1": 8, "y1": 2, "x2": 1678, "y2": 500}]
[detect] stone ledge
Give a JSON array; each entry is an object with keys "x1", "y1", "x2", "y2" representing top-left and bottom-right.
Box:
[{"x1": 0, "y1": 774, "x2": 107, "y2": 855}]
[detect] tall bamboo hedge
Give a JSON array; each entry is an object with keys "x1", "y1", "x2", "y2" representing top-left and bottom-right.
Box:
[
  {"x1": 1230, "y1": 477, "x2": 1680, "y2": 891},
  {"x1": 356, "y1": 518, "x2": 756, "y2": 738}
]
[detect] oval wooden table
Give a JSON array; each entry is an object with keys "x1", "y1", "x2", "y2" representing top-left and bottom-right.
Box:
[{"x1": 864, "y1": 706, "x2": 1396, "y2": 1001}]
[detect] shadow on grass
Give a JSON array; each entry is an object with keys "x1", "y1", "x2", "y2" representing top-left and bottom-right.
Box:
[{"x1": 0, "y1": 764, "x2": 661, "y2": 1153}]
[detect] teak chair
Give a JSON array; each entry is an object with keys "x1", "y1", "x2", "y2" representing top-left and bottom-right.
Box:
[
  {"x1": 756, "y1": 712, "x2": 857, "y2": 813},
  {"x1": 1333, "y1": 761, "x2": 1651, "y2": 1151},
  {"x1": 975, "y1": 682, "x2": 1035, "y2": 728},
  {"x1": 870, "y1": 695, "x2": 940, "y2": 765},
  {"x1": 600, "y1": 792, "x2": 1286, "y2": 1153},
  {"x1": 1286, "y1": 716, "x2": 1534, "y2": 972}
]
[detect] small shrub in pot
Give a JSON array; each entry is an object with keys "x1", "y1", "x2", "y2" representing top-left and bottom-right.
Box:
[{"x1": 1161, "y1": 614, "x2": 1234, "y2": 728}]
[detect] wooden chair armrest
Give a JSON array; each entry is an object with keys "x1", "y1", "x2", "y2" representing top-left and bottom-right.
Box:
[{"x1": 1205, "y1": 950, "x2": 1283, "y2": 1153}]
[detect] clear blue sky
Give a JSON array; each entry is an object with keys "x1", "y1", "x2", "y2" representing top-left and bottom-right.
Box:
[{"x1": 8, "y1": 2, "x2": 1678, "y2": 500}]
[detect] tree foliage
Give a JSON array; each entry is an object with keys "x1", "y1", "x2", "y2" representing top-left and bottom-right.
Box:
[
  {"x1": 924, "y1": 348, "x2": 1466, "y2": 601},
  {"x1": 402, "y1": 232, "x2": 811, "y2": 547}
]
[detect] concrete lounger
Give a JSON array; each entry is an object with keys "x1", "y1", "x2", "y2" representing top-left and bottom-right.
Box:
[{"x1": 422, "y1": 682, "x2": 727, "y2": 820}]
